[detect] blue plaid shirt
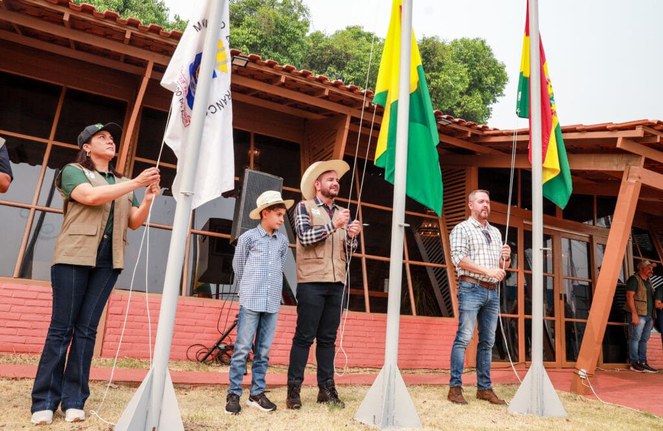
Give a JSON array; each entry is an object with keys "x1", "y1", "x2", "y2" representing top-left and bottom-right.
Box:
[{"x1": 232, "y1": 224, "x2": 289, "y2": 313}]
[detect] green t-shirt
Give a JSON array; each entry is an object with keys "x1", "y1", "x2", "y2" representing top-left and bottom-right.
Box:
[
  {"x1": 60, "y1": 165, "x2": 139, "y2": 236},
  {"x1": 625, "y1": 275, "x2": 655, "y2": 317}
]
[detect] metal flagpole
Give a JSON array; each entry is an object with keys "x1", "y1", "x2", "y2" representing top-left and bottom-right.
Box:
[
  {"x1": 114, "y1": 1, "x2": 226, "y2": 429},
  {"x1": 508, "y1": 0, "x2": 566, "y2": 416},
  {"x1": 354, "y1": 0, "x2": 421, "y2": 428}
]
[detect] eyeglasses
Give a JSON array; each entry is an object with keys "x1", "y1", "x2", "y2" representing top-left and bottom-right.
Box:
[{"x1": 481, "y1": 229, "x2": 492, "y2": 245}]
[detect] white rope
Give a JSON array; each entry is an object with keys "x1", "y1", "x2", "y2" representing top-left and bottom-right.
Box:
[
  {"x1": 496, "y1": 123, "x2": 522, "y2": 383},
  {"x1": 90, "y1": 108, "x2": 171, "y2": 424},
  {"x1": 335, "y1": 0, "x2": 381, "y2": 377}
]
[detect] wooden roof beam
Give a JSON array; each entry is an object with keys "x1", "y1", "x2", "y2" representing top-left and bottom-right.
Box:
[
  {"x1": 475, "y1": 128, "x2": 645, "y2": 143},
  {"x1": 617, "y1": 137, "x2": 663, "y2": 164},
  {"x1": 232, "y1": 92, "x2": 325, "y2": 120},
  {"x1": 0, "y1": 7, "x2": 171, "y2": 65},
  {"x1": 441, "y1": 153, "x2": 643, "y2": 171},
  {"x1": 629, "y1": 166, "x2": 663, "y2": 190},
  {"x1": 439, "y1": 134, "x2": 503, "y2": 155}
]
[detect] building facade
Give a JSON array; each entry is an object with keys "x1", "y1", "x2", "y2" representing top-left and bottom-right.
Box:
[{"x1": 1, "y1": 0, "x2": 662, "y2": 385}]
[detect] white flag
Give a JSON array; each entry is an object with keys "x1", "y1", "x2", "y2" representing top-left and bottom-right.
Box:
[{"x1": 161, "y1": 0, "x2": 234, "y2": 209}]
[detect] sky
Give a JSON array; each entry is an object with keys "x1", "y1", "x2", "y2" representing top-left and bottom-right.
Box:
[{"x1": 163, "y1": 0, "x2": 663, "y2": 129}]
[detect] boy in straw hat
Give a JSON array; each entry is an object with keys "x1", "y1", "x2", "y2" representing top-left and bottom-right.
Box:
[
  {"x1": 225, "y1": 190, "x2": 294, "y2": 415},
  {"x1": 286, "y1": 160, "x2": 362, "y2": 410}
]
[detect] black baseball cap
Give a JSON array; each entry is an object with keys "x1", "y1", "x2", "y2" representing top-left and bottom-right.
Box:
[{"x1": 77, "y1": 123, "x2": 122, "y2": 148}]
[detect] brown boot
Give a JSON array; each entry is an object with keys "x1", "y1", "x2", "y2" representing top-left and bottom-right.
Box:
[
  {"x1": 476, "y1": 388, "x2": 507, "y2": 405},
  {"x1": 447, "y1": 386, "x2": 468, "y2": 404},
  {"x1": 286, "y1": 383, "x2": 302, "y2": 409},
  {"x1": 317, "y1": 379, "x2": 345, "y2": 408}
]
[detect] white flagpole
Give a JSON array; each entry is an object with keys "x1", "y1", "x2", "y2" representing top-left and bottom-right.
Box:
[
  {"x1": 508, "y1": 0, "x2": 566, "y2": 416},
  {"x1": 115, "y1": 1, "x2": 226, "y2": 429},
  {"x1": 354, "y1": 0, "x2": 421, "y2": 428}
]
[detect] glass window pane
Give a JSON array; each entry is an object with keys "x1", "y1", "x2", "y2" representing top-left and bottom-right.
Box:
[
  {"x1": 115, "y1": 226, "x2": 172, "y2": 293},
  {"x1": 493, "y1": 223, "x2": 518, "y2": 269},
  {"x1": 253, "y1": 134, "x2": 300, "y2": 188},
  {"x1": 192, "y1": 195, "x2": 237, "y2": 231},
  {"x1": 365, "y1": 258, "x2": 407, "y2": 314},
  {"x1": 595, "y1": 243, "x2": 625, "y2": 284},
  {"x1": 501, "y1": 270, "x2": 518, "y2": 315},
  {"x1": 608, "y1": 279, "x2": 628, "y2": 324},
  {"x1": 563, "y1": 280, "x2": 592, "y2": 320},
  {"x1": 632, "y1": 227, "x2": 661, "y2": 261},
  {"x1": 564, "y1": 321, "x2": 586, "y2": 362},
  {"x1": 524, "y1": 230, "x2": 553, "y2": 273},
  {"x1": 596, "y1": 196, "x2": 616, "y2": 228},
  {"x1": 234, "y1": 130, "x2": 250, "y2": 174},
  {"x1": 346, "y1": 258, "x2": 366, "y2": 312},
  {"x1": 132, "y1": 162, "x2": 176, "y2": 226},
  {"x1": 405, "y1": 214, "x2": 444, "y2": 264},
  {"x1": 525, "y1": 318, "x2": 556, "y2": 362},
  {"x1": 602, "y1": 324, "x2": 628, "y2": 364},
  {"x1": 493, "y1": 317, "x2": 519, "y2": 362},
  {"x1": 0, "y1": 72, "x2": 60, "y2": 138},
  {"x1": 478, "y1": 168, "x2": 516, "y2": 206},
  {"x1": 135, "y1": 107, "x2": 177, "y2": 165},
  {"x1": 408, "y1": 263, "x2": 449, "y2": 317},
  {"x1": 349, "y1": 157, "x2": 392, "y2": 207},
  {"x1": 524, "y1": 274, "x2": 555, "y2": 317},
  {"x1": 0, "y1": 205, "x2": 30, "y2": 277},
  {"x1": 54, "y1": 89, "x2": 127, "y2": 146},
  {"x1": 563, "y1": 194, "x2": 594, "y2": 225},
  {"x1": 520, "y1": 169, "x2": 557, "y2": 216},
  {"x1": 38, "y1": 145, "x2": 80, "y2": 208},
  {"x1": 562, "y1": 238, "x2": 590, "y2": 279},
  {"x1": 361, "y1": 206, "x2": 392, "y2": 257},
  {"x1": 2, "y1": 137, "x2": 45, "y2": 204},
  {"x1": 17, "y1": 210, "x2": 63, "y2": 281}
]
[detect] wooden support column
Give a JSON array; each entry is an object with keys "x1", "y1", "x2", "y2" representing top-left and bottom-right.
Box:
[
  {"x1": 570, "y1": 166, "x2": 642, "y2": 394},
  {"x1": 117, "y1": 61, "x2": 153, "y2": 173}
]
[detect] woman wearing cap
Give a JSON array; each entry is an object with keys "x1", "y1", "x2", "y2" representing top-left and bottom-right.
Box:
[{"x1": 30, "y1": 123, "x2": 160, "y2": 425}]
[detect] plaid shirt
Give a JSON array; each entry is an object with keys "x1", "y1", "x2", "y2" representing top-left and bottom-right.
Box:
[
  {"x1": 294, "y1": 197, "x2": 358, "y2": 251},
  {"x1": 232, "y1": 224, "x2": 289, "y2": 313},
  {"x1": 450, "y1": 216, "x2": 503, "y2": 284}
]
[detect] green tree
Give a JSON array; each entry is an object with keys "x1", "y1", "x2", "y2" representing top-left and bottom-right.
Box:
[
  {"x1": 300, "y1": 26, "x2": 383, "y2": 89},
  {"x1": 72, "y1": 0, "x2": 186, "y2": 32},
  {"x1": 229, "y1": 0, "x2": 310, "y2": 66}
]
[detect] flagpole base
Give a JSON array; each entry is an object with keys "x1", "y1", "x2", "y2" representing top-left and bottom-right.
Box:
[
  {"x1": 115, "y1": 368, "x2": 184, "y2": 431},
  {"x1": 354, "y1": 364, "x2": 421, "y2": 429},
  {"x1": 508, "y1": 363, "x2": 567, "y2": 417}
]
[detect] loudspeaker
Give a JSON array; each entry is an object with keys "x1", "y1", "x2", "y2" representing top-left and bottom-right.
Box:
[
  {"x1": 197, "y1": 218, "x2": 234, "y2": 285},
  {"x1": 230, "y1": 169, "x2": 284, "y2": 244}
]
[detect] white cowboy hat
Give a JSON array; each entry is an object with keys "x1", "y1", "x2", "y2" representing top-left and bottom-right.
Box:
[
  {"x1": 249, "y1": 190, "x2": 294, "y2": 220},
  {"x1": 300, "y1": 159, "x2": 350, "y2": 200}
]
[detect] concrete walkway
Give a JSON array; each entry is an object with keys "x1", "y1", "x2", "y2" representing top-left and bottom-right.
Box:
[{"x1": 3, "y1": 364, "x2": 661, "y2": 417}]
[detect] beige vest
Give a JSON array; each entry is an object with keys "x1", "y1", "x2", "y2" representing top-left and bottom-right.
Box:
[
  {"x1": 625, "y1": 275, "x2": 654, "y2": 317},
  {"x1": 296, "y1": 199, "x2": 348, "y2": 284},
  {"x1": 53, "y1": 163, "x2": 133, "y2": 269}
]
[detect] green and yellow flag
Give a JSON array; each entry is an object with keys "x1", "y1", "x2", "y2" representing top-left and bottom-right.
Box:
[
  {"x1": 374, "y1": 0, "x2": 443, "y2": 216},
  {"x1": 516, "y1": 1, "x2": 572, "y2": 209}
]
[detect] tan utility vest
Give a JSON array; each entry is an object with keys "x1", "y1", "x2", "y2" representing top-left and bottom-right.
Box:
[
  {"x1": 624, "y1": 275, "x2": 654, "y2": 317},
  {"x1": 296, "y1": 199, "x2": 348, "y2": 284},
  {"x1": 52, "y1": 163, "x2": 133, "y2": 269}
]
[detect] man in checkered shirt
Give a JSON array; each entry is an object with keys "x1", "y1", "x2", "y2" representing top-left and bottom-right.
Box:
[
  {"x1": 447, "y1": 189, "x2": 511, "y2": 406},
  {"x1": 225, "y1": 190, "x2": 293, "y2": 415}
]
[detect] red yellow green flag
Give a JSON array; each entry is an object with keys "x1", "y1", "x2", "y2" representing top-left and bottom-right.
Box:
[
  {"x1": 374, "y1": 0, "x2": 443, "y2": 216},
  {"x1": 516, "y1": 2, "x2": 572, "y2": 209}
]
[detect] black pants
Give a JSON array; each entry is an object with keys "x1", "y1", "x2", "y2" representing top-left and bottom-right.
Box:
[{"x1": 287, "y1": 282, "x2": 344, "y2": 386}]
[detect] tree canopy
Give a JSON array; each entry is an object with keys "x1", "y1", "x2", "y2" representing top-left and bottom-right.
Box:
[{"x1": 77, "y1": 0, "x2": 508, "y2": 124}]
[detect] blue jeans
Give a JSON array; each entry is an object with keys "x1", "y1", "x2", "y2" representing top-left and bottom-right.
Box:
[
  {"x1": 287, "y1": 282, "x2": 343, "y2": 386},
  {"x1": 627, "y1": 313, "x2": 653, "y2": 364},
  {"x1": 31, "y1": 236, "x2": 120, "y2": 413},
  {"x1": 449, "y1": 281, "x2": 499, "y2": 390},
  {"x1": 228, "y1": 306, "x2": 279, "y2": 396}
]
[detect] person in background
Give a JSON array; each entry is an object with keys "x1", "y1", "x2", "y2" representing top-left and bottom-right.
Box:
[
  {"x1": 448, "y1": 189, "x2": 511, "y2": 405},
  {"x1": 224, "y1": 190, "x2": 293, "y2": 415},
  {"x1": 625, "y1": 260, "x2": 658, "y2": 373},
  {"x1": 0, "y1": 137, "x2": 13, "y2": 193},
  {"x1": 30, "y1": 123, "x2": 160, "y2": 425},
  {"x1": 286, "y1": 160, "x2": 361, "y2": 410}
]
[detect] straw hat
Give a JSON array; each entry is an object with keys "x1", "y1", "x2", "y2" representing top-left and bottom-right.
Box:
[
  {"x1": 249, "y1": 190, "x2": 294, "y2": 220},
  {"x1": 300, "y1": 160, "x2": 350, "y2": 200}
]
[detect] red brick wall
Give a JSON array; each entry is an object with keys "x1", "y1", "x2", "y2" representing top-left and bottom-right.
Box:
[{"x1": 2, "y1": 279, "x2": 661, "y2": 369}]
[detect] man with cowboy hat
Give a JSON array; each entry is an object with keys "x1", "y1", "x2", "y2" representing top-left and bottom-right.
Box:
[
  {"x1": 225, "y1": 190, "x2": 294, "y2": 415},
  {"x1": 286, "y1": 160, "x2": 362, "y2": 409}
]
